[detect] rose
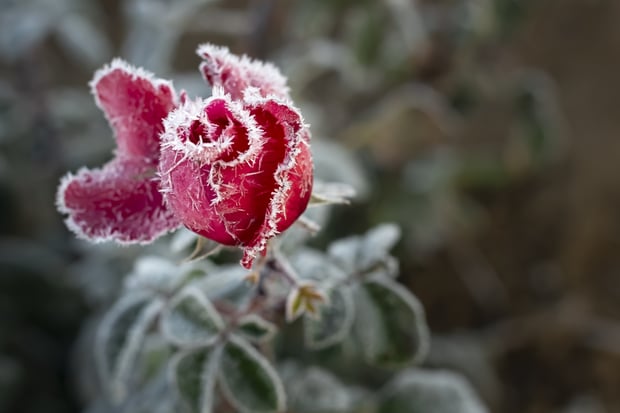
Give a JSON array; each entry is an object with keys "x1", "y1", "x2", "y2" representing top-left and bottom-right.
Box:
[
  {"x1": 56, "y1": 59, "x2": 181, "y2": 243},
  {"x1": 157, "y1": 44, "x2": 313, "y2": 268},
  {"x1": 158, "y1": 87, "x2": 313, "y2": 268},
  {"x1": 56, "y1": 44, "x2": 313, "y2": 268}
]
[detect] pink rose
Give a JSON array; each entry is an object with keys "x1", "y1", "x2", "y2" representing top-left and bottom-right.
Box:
[
  {"x1": 56, "y1": 45, "x2": 313, "y2": 268},
  {"x1": 159, "y1": 87, "x2": 313, "y2": 268}
]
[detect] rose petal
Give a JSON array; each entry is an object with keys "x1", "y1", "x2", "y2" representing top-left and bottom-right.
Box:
[
  {"x1": 57, "y1": 158, "x2": 180, "y2": 244},
  {"x1": 91, "y1": 58, "x2": 177, "y2": 159},
  {"x1": 197, "y1": 43, "x2": 290, "y2": 101},
  {"x1": 239, "y1": 98, "x2": 313, "y2": 267}
]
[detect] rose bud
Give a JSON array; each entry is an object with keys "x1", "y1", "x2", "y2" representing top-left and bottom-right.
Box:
[
  {"x1": 159, "y1": 88, "x2": 313, "y2": 268},
  {"x1": 56, "y1": 59, "x2": 181, "y2": 243}
]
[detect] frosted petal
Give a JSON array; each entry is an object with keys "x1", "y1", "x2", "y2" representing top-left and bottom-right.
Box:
[
  {"x1": 57, "y1": 158, "x2": 180, "y2": 244},
  {"x1": 91, "y1": 58, "x2": 177, "y2": 158},
  {"x1": 197, "y1": 43, "x2": 289, "y2": 101}
]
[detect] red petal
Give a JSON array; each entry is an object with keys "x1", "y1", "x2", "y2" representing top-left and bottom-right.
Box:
[
  {"x1": 91, "y1": 59, "x2": 177, "y2": 159},
  {"x1": 197, "y1": 44, "x2": 289, "y2": 101},
  {"x1": 57, "y1": 159, "x2": 180, "y2": 244},
  {"x1": 239, "y1": 99, "x2": 313, "y2": 268},
  {"x1": 159, "y1": 147, "x2": 236, "y2": 246}
]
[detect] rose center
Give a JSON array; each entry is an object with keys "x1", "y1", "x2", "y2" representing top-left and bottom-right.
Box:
[{"x1": 204, "y1": 99, "x2": 250, "y2": 163}]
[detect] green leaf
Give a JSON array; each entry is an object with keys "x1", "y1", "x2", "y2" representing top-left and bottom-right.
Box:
[
  {"x1": 309, "y1": 181, "x2": 356, "y2": 206},
  {"x1": 327, "y1": 224, "x2": 402, "y2": 277},
  {"x1": 219, "y1": 335, "x2": 286, "y2": 413},
  {"x1": 378, "y1": 369, "x2": 489, "y2": 413},
  {"x1": 171, "y1": 346, "x2": 222, "y2": 413},
  {"x1": 305, "y1": 287, "x2": 355, "y2": 350},
  {"x1": 327, "y1": 236, "x2": 362, "y2": 275},
  {"x1": 353, "y1": 278, "x2": 429, "y2": 367},
  {"x1": 283, "y1": 365, "x2": 357, "y2": 413},
  {"x1": 237, "y1": 315, "x2": 277, "y2": 344},
  {"x1": 161, "y1": 287, "x2": 224, "y2": 347},
  {"x1": 124, "y1": 256, "x2": 210, "y2": 295},
  {"x1": 360, "y1": 223, "x2": 401, "y2": 269},
  {"x1": 96, "y1": 293, "x2": 164, "y2": 402}
]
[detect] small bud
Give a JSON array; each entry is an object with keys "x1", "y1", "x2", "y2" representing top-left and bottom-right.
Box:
[{"x1": 286, "y1": 283, "x2": 327, "y2": 322}]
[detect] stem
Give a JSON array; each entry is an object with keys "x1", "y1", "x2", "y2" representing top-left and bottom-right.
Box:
[{"x1": 269, "y1": 247, "x2": 300, "y2": 287}]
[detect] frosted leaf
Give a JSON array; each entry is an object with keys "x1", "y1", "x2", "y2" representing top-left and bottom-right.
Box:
[
  {"x1": 290, "y1": 248, "x2": 347, "y2": 285},
  {"x1": 219, "y1": 335, "x2": 286, "y2": 413},
  {"x1": 96, "y1": 293, "x2": 164, "y2": 402},
  {"x1": 170, "y1": 345, "x2": 222, "y2": 413},
  {"x1": 287, "y1": 367, "x2": 355, "y2": 413},
  {"x1": 359, "y1": 223, "x2": 401, "y2": 269},
  {"x1": 327, "y1": 224, "x2": 402, "y2": 279},
  {"x1": 160, "y1": 287, "x2": 224, "y2": 347},
  {"x1": 353, "y1": 278, "x2": 429, "y2": 367},
  {"x1": 195, "y1": 265, "x2": 252, "y2": 303},
  {"x1": 123, "y1": 256, "x2": 195, "y2": 294},
  {"x1": 305, "y1": 286, "x2": 355, "y2": 350},
  {"x1": 327, "y1": 235, "x2": 363, "y2": 276},
  {"x1": 379, "y1": 369, "x2": 489, "y2": 413},
  {"x1": 237, "y1": 315, "x2": 277, "y2": 344},
  {"x1": 309, "y1": 181, "x2": 356, "y2": 207}
]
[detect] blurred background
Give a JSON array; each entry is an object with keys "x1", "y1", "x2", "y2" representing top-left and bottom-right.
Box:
[{"x1": 2, "y1": 0, "x2": 620, "y2": 412}]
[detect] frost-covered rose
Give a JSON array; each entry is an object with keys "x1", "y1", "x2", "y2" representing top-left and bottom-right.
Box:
[
  {"x1": 159, "y1": 87, "x2": 313, "y2": 268},
  {"x1": 56, "y1": 59, "x2": 181, "y2": 243},
  {"x1": 56, "y1": 44, "x2": 313, "y2": 268},
  {"x1": 156, "y1": 44, "x2": 313, "y2": 268}
]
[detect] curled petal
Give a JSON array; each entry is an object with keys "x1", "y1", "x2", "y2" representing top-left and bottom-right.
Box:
[
  {"x1": 91, "y1": 58, "x2": 177, "y2": 159},
  {"x1": 240, "y1": 97, "x2": 313, "y2": 267},
  {"x1": 57, "y1": 159, "x2": 180, "y2": 244},
  {"x1": 197, "y1": 43, "x2": 290, "y2": 101}
]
